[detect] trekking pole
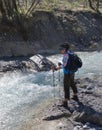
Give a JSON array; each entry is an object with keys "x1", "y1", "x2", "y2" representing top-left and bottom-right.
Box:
[
  {"x1": 52, "y1": 68, "x2": 56, "y2": 101},
  {"x1": 58, "y1": 62, "x2": 62, "y2": 99},
  {"x1": 58, "y1": 69, "x2": 61, "y2": 98}
]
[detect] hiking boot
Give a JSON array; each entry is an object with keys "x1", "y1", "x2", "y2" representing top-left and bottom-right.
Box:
[
  {"x1": 62, "y1": 101, "x2": 68, "y2": 107},
  {"x1": 71, "y1": 96, "x2": 79, "y2": 101}
]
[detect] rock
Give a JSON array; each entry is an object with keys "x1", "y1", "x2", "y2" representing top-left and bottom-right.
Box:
[
  {"x1": 43, "y1": 109, "x2": 71, "y2": 121},
  {"x1": 2, "y1": 62, "x2": 26, "y2": 72},
  {"x1": 73, "y1": 106, "x2": 102, "y2": 126},
  {"x1": 73, "y1": 126, "x2": 82, "y2": 130},
  {"x1": 83, "y1": 124, "x2": 90, "y2": 129},
  {"x1": 57, "y1": 122, "x2": 66, "y2": 129},
  {"x1": 30, "y1": 54, "x2": 54, "y2": 71},
  {"x1": 43, "y1": 103, "x2": 71, "y2": 121},
  {"x1": 90, "y1": 42, "x2": 99, "y2": 50},
  {"x1": 86, "y1": 85, "x2": 94, "y2": 90},
  {"x1": 0, "y1": 54, "x2": 55, "y2": 73},
  {"x1": 81, "y1": 90, "x2": 93, "y2": 94}
]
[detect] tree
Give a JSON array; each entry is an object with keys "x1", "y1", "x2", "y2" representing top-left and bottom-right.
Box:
[
  {"x1": 88, "y1": 0, "x2": 101, "y2": 13},
  {"x1": 0, "y1": 0, "x2": 41, "y2": 40}
]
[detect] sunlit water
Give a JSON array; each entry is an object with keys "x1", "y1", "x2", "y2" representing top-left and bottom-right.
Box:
[{"x1": 0, "y1": 51, "x2": 102, "y2": 130}]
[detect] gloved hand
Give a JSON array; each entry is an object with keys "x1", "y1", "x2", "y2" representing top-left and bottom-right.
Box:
[
  {"x1": 51, "y1": 65, "x2": 57, "y2": 72},
  {"x1": 58, "y1": 62, "x2": 62, "y2": 66}
]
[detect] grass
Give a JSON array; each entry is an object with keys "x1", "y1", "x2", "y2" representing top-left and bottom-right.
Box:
[{"x1": 36, "y1": 0, "x2": 102, "y2": 14}]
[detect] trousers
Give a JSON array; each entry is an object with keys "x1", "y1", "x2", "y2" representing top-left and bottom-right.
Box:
[{"x1": 64, "y1": 73, "x2": 77, "y2": 99}]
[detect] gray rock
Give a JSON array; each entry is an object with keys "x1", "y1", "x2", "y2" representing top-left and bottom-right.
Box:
[
  {"x1": 30, "y1": 54, "x2": 54, "y2": 71},
  {"x1": 86, "y1": 85, "x2": 94, "y2": 90},
  {"x1": 0, "y1": 54, "x2": 55, "y2": 73},
  {"x1": 73, "y1": 107, "x2": 102, "y2": 126},
  {"x1": 43, "y1": 103, "x2": 71, "y2": 121},
  {"x1": 73, "y1": 126, "x2": 82, "y2": 130}
]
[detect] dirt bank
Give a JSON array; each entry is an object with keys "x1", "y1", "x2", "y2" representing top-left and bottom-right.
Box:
[{"x1": 0, "y1": 10, "x2": 102, "y2": 57}]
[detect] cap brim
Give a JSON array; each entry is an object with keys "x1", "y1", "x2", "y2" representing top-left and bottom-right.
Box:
[{"x1": 59, "y1": 47, "x2": 65, "y2": 50}]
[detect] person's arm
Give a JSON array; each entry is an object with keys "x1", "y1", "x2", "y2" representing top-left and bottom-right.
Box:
[
  {"x1": 52, "y1": 53, "x2": 69, "y2": 71},
  {"x1": 62, "y1": 53, "x2": 69, "y2": 67},
  {"x1": 56, "y1": 65, "x2": 62, "y2": 70},
  {"x1": 52, "y1": 65, "x2": 61, "y2": 71}
]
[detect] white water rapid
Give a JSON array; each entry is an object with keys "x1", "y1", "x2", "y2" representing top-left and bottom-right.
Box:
[{"x1": 0, "y1": 51, "x2": 102, "y2": 130}]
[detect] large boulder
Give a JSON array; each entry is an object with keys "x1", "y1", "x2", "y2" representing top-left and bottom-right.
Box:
[
  {"x1": 0, "y1": 54, "x2": 55, "y2": 73},
  {"x1": 29, "y1": 54, "x2": 55, "y2": 71}
]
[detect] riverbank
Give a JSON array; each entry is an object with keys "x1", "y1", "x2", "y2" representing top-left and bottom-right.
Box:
[
  {"x1": 0, "y1": 10, "x2": 102, "y2": 57},
  {"x1": 19, "y1": 75, "x2": 102, "y2": 130}
]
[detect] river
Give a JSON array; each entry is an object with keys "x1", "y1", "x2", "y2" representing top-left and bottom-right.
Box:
[{"x1": 0, "y1": 51, "x2": 102, "y2": 130}]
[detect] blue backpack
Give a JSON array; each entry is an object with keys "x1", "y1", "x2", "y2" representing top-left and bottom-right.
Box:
[{"x1": 65, "y1": 52, "x2": 82, "y2": 72}]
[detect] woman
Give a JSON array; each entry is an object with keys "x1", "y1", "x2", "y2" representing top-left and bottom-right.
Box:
[{"x1": 53, "y1": 43, "x2": 79, "y2": 107}]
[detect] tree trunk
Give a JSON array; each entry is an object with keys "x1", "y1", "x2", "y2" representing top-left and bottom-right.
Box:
[
  {"x1": 96, "y1": 0, "x2": 100, "y2": 12},
  {"x1": 88, "y1": 0, "x2": 100, "y2": 14},
  {"x1": 0, "y1": 0, "x2": 8, "y2": 22}
]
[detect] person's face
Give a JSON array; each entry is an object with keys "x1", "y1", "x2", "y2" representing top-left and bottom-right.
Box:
[{"x1": 60, "y1": 49, "x2": 66, "y2": 54}]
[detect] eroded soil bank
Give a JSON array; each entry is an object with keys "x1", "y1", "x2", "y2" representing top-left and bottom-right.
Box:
[{"x1": 0, "y1": 10, "x2": 102, "y2": 57}]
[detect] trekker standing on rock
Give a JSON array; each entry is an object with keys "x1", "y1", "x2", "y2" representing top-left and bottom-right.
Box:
[{"x1": 52, "y1": 42, "x2": 82, "y2": 107}]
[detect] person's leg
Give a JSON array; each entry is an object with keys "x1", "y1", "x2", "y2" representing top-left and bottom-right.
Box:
[
  {"x1": 70, "y1": 74, "x2": 79, "y2": 101},
  {"x1": 63, "y1": 74, "x2": 70, "y2": 106}
]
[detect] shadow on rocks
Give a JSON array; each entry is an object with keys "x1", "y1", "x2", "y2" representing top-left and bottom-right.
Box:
[{"x1": 72, "y1": 101, "x2": 102, "y2": 126}]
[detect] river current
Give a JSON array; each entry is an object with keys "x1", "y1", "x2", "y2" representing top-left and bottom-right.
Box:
[{"x1": 0, "y1": 51, "x2": 102, "y2": 130}]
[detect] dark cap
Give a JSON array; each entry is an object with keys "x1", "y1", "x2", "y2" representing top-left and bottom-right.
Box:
[{"x1": 60, "y1": 42, "x2": 70, "y2": 50}]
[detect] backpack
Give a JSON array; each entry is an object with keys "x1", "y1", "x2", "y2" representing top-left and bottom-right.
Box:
[{"x1": 65, "y1": 51, "x2": 82, "y2": 72}]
